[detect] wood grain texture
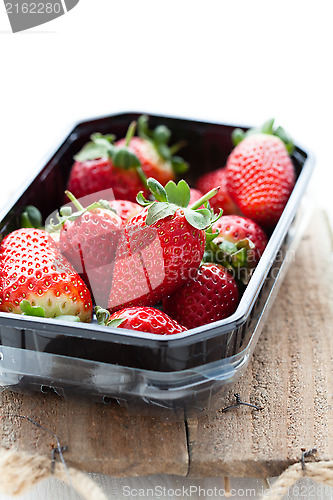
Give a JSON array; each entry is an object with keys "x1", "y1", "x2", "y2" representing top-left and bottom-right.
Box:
[
  {"x1": 0, "y1": 211, "x2": 332, "y2": 479},
  {"x1": 187, "y1": 211, "x2": 333, "y2": 478},
  {"x1": 0, "y1": 392, "x2": 189, "y2": 477}
]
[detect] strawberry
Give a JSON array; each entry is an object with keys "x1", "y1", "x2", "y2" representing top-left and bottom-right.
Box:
[
  {"x1": 96, "y1": 306, "x2": 187, "y2": 335},
  {"x1": 52, "y1": 191, "x2": 123, "y2": 307},
  {"x1": 0, "y1": 228, "x2": 92, "y2": 321},
  {"x1": 204, "y1": 215, "x2": 268, "y2": 283},
  {"x1": 67, "y1": 122, "x2": 149, "y2": 203},
  {"x1": 163, "y1": 263, "x2": 239, "y2": 329},
  {"x1": 107, "y1": 178, "x2": 221, "y2": 312},
  {"x1": 226, "y1": 119, "x2": 296, "y2": 228},
  {"x1": 115, "y1": 115, "x2": 188, "y2": 187},
  {"x1": 196, "y1": 167, "x2": 239, "y2": 215},
  {"x1": 108, "y1": 199, "x2": 142, "y2": 226}
]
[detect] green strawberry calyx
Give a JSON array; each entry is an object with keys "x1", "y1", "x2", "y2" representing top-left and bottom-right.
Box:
[
  {"x1": 20, "y1": 205, "x2": 43, "y2": 229},
  {"x1": 203, "y1": 237, "x2": 255, "y2": 284},
  {"x1": 232, "y1": 118, "x2": 295, "y2": 154},
  {"x1": 137, "y1": 178, "x2": 222, "y2": 231},
  {"x1": 20, "y1": 300, "x2": 80, "y2": 322},
  {"x1": 74, "y1": 121, "x2": 144, "y2": 171},
  {"x1": 137, "y1": 115, "x2": 188, "y2": 175},
  {"x1": 50, "y1": 191, "x2": 117, "y2": 231},
  {"x1": 95, "y1": 306, "x2": 125, "y2": 327}
]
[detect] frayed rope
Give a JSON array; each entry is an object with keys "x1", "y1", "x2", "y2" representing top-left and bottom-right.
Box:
[
  {"x1": 0, "y1": 448, "x2": 107, "y2": 500},
  {"x1": 261, "y1": 454, "x2": 333, "y2": 500}
]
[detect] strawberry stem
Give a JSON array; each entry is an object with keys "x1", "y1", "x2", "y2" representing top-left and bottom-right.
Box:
[
  {"x1": 125, "y1": 121, "x2": 137, "y2": 147},
  {"x1": 65, "y1": 190, "x2": 84, "y2": 211},
  {"x1": 169, "y1": 140, "x2": 186, "y2": 155},
  {"x1": 190, "y1": 187, "x2": 220, "y2": 210},
  {"x1": 136, "y1": 166, "x2": 148, "y2": 189}
]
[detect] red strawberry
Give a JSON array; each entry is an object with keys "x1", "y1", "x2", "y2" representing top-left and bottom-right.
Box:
[
  {"x1": 115, "y1": 115, "x2": 188, "y2": 186},
  {"x1": 0, "y1": 228, "x2": 93, "y2": 322},
  {"x1": 226, "y1": 120, "x2": 296, "y2": 228},
  {"x1": 96, "y1": 306, "x2": 187, "y2": 335},
  {"x1": 67, "y1": 123, "x2": 148, "y2": 203},
  {"x1": 107, "y1": 178, "x2": 221, "y2": 312},
  {"x1": 163, "y1": 263, "x2": 239, "y2": 329},
  {"x1": 205, "y1": 215, "x2": 268, "y2": 282},
  {"x1": 196, "y1": 168, "x2": 239, "y2": 215},
  {"x1": 53, "y1": 192, "x2": 123, "y2": 308},
  {"x1": 108, "y1": 199, "x2": 142, "y2": 226}
]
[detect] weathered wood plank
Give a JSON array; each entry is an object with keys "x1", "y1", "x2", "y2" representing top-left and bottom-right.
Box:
[
  {"x1": 187, "y1": 211, "x2": 333, "y2": 478},
  {"x1": 0, "y1": 392, "x2": 189, "y2": 477},
  {"x1": 1, "y1": 211, "x2": 332, "y2": 479}
]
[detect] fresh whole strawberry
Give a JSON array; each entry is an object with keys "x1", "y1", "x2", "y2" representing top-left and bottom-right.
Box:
[
  {"x1": 108, "y1": 199, "x2": 142, "y2": 226},
  {"x1": 115, "y1": 115, "x2": 188, "y2": 187},
  {"x1": 96, "y1": 306, "x2": 187, "y2": 335},
  {"x1": 0, "y1": 228, "x2": 93, "y2": 321},
  {"x1": 204, "y1": 215, "x2": 268, "y2": 283},
  {"x1": 163, "y1": 263, "x2": 239, "y2": 329},
  {"x1": 52, "y1": 191, "x2": 123, "y2": 307},
  {"x1": 107, "y1": 178, "x2": 221, "y2": 312},
  {"x1": 67, "y1": 122, "x2": 149, "y2": 203},
  {"x1": 196, "y1": 167, "x2": 239, "y2": 215},
  {"x1": 226, "y1": 119, "x2": 296, "y2": 228}
]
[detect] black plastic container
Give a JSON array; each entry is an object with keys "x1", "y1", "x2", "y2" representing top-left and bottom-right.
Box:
[{"x1": 0, "y1": 113, "x2": 315, "y2": 410}]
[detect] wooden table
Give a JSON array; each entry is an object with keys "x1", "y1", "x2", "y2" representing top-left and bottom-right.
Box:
[{"x1": 1, "y1": 211, "x2": 333, "y2": 479}]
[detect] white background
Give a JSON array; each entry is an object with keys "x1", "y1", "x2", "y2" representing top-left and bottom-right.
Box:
[{"x1": 0, "y1": 1, "x2": 333, "y2": 499}]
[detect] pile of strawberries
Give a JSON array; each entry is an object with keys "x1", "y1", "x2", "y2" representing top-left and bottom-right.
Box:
[{"x1": 0, "y1": 116, "x2": 296, "y2": 335}]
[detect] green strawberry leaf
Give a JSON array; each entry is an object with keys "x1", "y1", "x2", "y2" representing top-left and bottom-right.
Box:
[
  {"x1": 112, "y1": 148, "x2": 141, "y2": 169},
  {"x1": 156, "y1": 143, "x2": 171, "y2": 161},
  {"x1": 274, "y1": 126, "x2": 294, "y2": 154},
  {"x1": 74, "y1": 140, "x2": 110, "y2": 162},
  {"x1": 235, "y1": 238, "x2": 255, "y2": 251},
  {"x1": 165, "y1": 180, "x2": 191, "y2": 207},
  {"x1": 136, "y1": 191, "x2": 151, "y2": 206},
  {"x1": 106, "y1": 122, "x2": 141, "y2": 169},
  {"x1": 140, "y1": 178, "x2": 221, "y2": 229},
  {"x1": 20, "y1": 300, "x2": 80, "y2": 322},
  {"x1": 147, "y1": 178, "x2": 168, "y2": 202},
  {"x1": 95, "y1": 306, "x2": 125, "y2": 327},
  {"x1": 105, "y1": 318, "x2": 126, "y2": 327},
  {"x1": 261, "y1": 118, "x2": 275, "y2": 134},
  {"x1": 20, "y1": 300, "x2": 45, "y2": 318},
  {"x1": 60, "y1": 206, "x2": 72, "y2": 217},
  {"x1": 137, "y1": 114, "x2": 152, "y2": 141},
  {"x1": 205, "y1": 226, "x2": 220, "y2": 246},
  {"x1": 74, "y1": 127, "x2": 144, "y2": 169},
  {"x1": 53, "y1": 315, "x2": 81, "y2": 322},
  {"x1": 145, "y1": 202, "x2": 178, "y2": 226},
  {"x1": 229, "y1": 246, "x2": 248, "y2": 269},
  {"x1": 232, "y1": 119, "x2": 295, "y2": 155},
  {"x1": 90, "y1": 199, "x2": 112, "y2": 211},
  {"x1": 171, "y1": 156, "x2": 189, "y2": 174},
  {"x1": 137, "y1": 115, "x2": 188, "y2": 175},
  {"x1": 204, "y1": 234, "x2": 256, "y2": 283},
  {"x1": 231, "y1": 128, "x2": 246, "y2": 146},
  {"x1": 183, "y1": 208, "x2": 212, "y2": 230},
  {"x1": 50, "y1": 193, "x2": 116, "y2": 231},
  {"x1": 95, "y1": 306, "x2": 110, "y2": 325},
  {"x1": 21, "y1": 206, "x2": 43, "y2": 229},
  {"x1": 153, "y1": 125, "x2": 171, "y2": 145},
  {"x1": 91, "y1": 133, "x2": 115, "y2": 144}
]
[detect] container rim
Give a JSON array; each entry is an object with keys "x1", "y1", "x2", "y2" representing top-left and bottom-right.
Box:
[{"x1": 0, "y1": 112, "x2": 315, "y2": 347}]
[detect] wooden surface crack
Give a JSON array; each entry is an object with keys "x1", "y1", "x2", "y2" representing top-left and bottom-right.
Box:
[{"x1": 1, "y1": 210, "x2": 333, "y2": 479}]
